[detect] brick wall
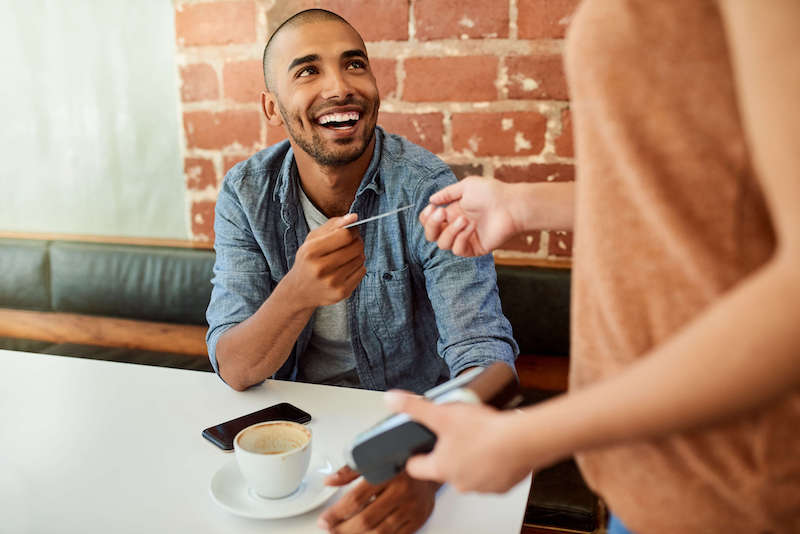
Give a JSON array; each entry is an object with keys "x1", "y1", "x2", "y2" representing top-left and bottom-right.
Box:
[{"x1": 175, "y1": 0, "x2": 579, "y2": 261}]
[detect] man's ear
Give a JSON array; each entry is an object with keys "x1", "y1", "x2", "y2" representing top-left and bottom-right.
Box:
[{"x1": 261, "y1": 92, "x2": 284, "y2": 127}]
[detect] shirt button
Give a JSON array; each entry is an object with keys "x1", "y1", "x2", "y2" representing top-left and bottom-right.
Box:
[{"x1": 383, "y1": 273, "x2": 392, "y2": 281}]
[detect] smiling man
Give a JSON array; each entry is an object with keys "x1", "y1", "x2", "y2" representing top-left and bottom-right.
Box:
[{"x1": 205, "y1": 9, "x2": 517, "y2": 533}]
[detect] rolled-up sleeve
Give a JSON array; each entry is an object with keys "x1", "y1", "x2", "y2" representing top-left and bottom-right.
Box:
[
  {"x1": 412, "y1": 170, "x2": 519, "y2": 377},
  {"x1": 205, "y1": 177, "x2": 272, "y2": 375}
]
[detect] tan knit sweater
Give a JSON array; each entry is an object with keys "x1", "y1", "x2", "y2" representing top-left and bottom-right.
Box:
[{"x1": 565, "y1": 1, "x2": 799, "y2": 532}]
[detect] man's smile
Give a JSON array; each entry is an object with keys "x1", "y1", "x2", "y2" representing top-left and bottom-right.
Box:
[
  {"x1": 316, "y1": 110, "x2": 361, "y2": 129},
  {"x1": 312, "y1": 106, "x2": 364, "y2": 137}
]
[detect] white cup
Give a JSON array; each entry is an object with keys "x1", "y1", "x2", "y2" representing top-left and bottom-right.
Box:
[{"x1": 233, "y1": 420, "x2": 312, "y2": 499}]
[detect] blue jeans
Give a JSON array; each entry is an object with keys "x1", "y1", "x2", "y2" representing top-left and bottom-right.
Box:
[{"x1": 608, "y1": 514, "x2": 634, "y2": 534}]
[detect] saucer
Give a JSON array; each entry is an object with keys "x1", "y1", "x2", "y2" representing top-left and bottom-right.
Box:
[{"x1": 210, "y1": 456, "x2": 339, "y2": 519}]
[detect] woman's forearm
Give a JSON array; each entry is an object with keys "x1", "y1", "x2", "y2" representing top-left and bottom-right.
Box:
[{"x1": 508, "y1": 181, "x2": 575, "y2": 232}]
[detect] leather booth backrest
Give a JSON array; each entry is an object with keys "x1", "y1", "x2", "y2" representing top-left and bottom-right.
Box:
[
  {"x1": 0, "y1": 238, "x2": 214, "y2": 325},
  {"x1": 496, "y1": 265, "x2": 571, "y2": 357},
  {"x1": 0, "y1": 238, "x2": 571, "y2": 353},
  {"x1": 0, "y1": 239, "x2": 51, "y2": 310},
  {"x1": 49, "y1": 242, "x2": 214, "y2": 325}
]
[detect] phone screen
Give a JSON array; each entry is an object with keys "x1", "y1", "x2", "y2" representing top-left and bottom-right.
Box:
[{"x1": 201, "y1": 402, "x2": 312, "y2": 451}]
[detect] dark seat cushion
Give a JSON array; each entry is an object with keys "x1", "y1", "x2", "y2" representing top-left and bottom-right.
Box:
[
  {"x1": 496, "y1": 265, "x2": 571, "y2": 356},
  {"x1": 0, "y1": 238, "x2": 50, "y2": 310},
  {"x1": 49, "y1": 241, "x2": 214, "y2": 325},
  {"x1": 0, "y1": 336, "x2": 53, "y2": 354},
  {"x1": 526, "y1": 459, "x2": 599, "y2": 533}
]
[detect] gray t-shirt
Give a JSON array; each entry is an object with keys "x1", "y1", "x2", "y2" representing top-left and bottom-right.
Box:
[{"x1": 295, "y1": 185, "x2": 361, "y2": 388}]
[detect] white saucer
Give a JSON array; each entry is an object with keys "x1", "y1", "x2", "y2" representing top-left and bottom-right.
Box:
[{"x1": 210, "y1": 456, "x2": 339, "y2": 519}]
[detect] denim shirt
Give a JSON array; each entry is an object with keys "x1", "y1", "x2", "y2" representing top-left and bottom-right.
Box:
[{"x1": 206, "y1": 127, "x2": 518, "y2": 393}]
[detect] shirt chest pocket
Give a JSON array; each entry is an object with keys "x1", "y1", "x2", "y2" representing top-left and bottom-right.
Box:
[{"x1": 363, "y1": 265, "x2": 415, "y2": 340}]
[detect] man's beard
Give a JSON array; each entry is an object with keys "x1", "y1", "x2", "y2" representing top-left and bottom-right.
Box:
[{"x1": 278, "y1": 97, "x2": 378, "y2": 168}]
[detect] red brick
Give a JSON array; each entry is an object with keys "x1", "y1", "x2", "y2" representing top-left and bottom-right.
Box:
[
  {"x1": 506, "y1": 55, "x2": 568, "y2": 100},
  {"x1": 180, "y1": 63, "x2": 219, "y2": 102},
  {"x1": 415, "y1": 0, "x2": 508, "y2": 40},
  {"x1": 555, "y1": 108, "x2": 573, "y2": 157},
  {"x1": 267, "y1": 125, "x2": 288, "y2": 146},
  {"x1": 518, "y1": 0, "x2": 580, "y2": 39},
  {"x1": 404, "y1": 57, "x2": 498, "y2": 102},
  {"x1": 266, "y1": 0, "x2": 317, "y2": 35},
  {"x1": 224, "y1": 60, "x2": 264, "y2": 103},
  {"x1": 548, "y1": 230, "x2": 573, "y2": 256},
  {"x1": 318, "y1": 0, "x2": 409, "y2": 41},
  {"x1": 175, "y1": 2, "x2": 257, "y2": 46},
  {"x1": 185, "y1": 157, "x2": 216, "y2": 190},
  {"x1": 448, "y1": 163, "x2": 483, "y2": 180},
  {"x1": 378, "y1": 112, "x2": 444, "y2": 153},
  {"x1": 371, "y1": 58, "x2": 397, "y2": 99},
  {"x1": 223, "y1": 154, "x2": 251, "y2": 177},
  {"x1": 495, "y1": 163, "x2": 574, "y2": 183},
  {"x1": 452, "y1": 112, "x2": 546, "y2": 156},
  {"x1": 499, "y1": 232, "x2": 542, "y2": 254},
  {"x1": 191, "y1": 201, "x2": 216, "y2": 243},
  {"x1": 184, "y1": 110, "x2": 261, "y2": 150}
]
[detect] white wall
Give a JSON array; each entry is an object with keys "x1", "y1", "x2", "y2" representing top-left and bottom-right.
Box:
[{"x1": 0, "y1": 0, "x2": 188, "y2": 239}]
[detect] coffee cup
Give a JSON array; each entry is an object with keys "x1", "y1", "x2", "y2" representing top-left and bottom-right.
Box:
[{"x1": 233, "y1": 420, "x2": 312, "y2": 499}]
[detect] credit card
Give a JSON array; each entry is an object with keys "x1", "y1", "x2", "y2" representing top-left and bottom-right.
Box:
[{"x1": 343, "y1": 205, "x2": 413, "y2": 229}]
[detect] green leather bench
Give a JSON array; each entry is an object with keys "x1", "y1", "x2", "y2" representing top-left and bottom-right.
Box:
[
  {"x1": 0, "y1": 238, "x2": 214, "y2": 371},
  {"x1": 0, "y1": 236, "x2": 597, "y2": 533}
]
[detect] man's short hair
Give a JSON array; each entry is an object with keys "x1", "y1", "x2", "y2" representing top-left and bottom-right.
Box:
[{"x1": 262, "y1": 9, "x2": 362, "y2": 92}]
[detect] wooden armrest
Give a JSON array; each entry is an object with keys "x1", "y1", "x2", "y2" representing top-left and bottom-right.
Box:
[
  {"x1": 516, "y1": 354, "x2": 570, "y2": 392},
  {"x1": 0, "y1": 308, "x2": 207, "y2": 357}
]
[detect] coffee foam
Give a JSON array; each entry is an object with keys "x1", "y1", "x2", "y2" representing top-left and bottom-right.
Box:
[{"x1": 237, "y1": 422, "x2": 310, "y2": 455}]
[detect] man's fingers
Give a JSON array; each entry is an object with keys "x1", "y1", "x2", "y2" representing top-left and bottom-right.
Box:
[
  {"x1": 329, "y1": 250, "x2": 366, "y2": 283},
  {"x1": 317, "y1": 236, "x2": 364, "y2": 274},
  {"x1": 393, "y1": 518, "x2": 416, "y2": 534},
  {"x1": 342, "y1": 265, "x2": 367, "y2": 293},
  {"x1": 334, "y1": 487, "x2": 400, "y2": 533},
  {"x1": 429, "y1": 181, "x2": 465, "y2": 205},
  {"x1": 309, "y1": 214, "x2": 358, "y2": 242},
  {"x1": 307, "y1": 227, "x2": 359, "y2": 257},
  {"x1": 324, "y1": 465, "x2": 361, "y2": 486},
  {"x1": 318, "y1": 479, "x2": 386, "y2": 529},
  {"x1": 330, "y1": 213, "x2": 359, "y2": 228}
]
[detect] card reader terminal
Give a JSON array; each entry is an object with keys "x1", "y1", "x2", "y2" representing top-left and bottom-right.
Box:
[{"x1": 346, "y1": 362, "x2": 520, "y2": 484}]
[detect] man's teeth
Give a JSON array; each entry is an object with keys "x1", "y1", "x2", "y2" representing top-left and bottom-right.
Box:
[{"x1": 317, "y1": 111, "x2": 360, "y2": 125}]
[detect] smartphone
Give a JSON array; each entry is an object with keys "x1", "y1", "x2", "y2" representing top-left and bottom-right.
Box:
[{"x1": 202, "y1": 402, "x2": 312, "y2": 451}]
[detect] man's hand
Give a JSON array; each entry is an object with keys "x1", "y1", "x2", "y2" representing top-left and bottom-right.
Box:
[
  {"x1": 318, "y1": 466, "x2": 437, "y2": 534},
  {"x1": 287, "y1": 213, "x2": 366, "y2": 309},
  {"x1": 419, "y1": 177, "x2": 518, "y2": 257},
  {"x1": 384, "y1": 391, "x2": 537, "y2": 494}
]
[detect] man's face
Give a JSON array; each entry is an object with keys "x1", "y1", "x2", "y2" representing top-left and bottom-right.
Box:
[{"x1": 266, "y1": 20, "x2": 380, "y2": 167}]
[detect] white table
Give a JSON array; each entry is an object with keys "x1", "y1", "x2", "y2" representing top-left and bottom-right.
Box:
[{"x1": 0, "y1": 350, "x2": 531, "y2": 533}]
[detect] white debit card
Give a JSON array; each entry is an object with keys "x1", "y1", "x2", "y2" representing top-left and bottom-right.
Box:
[{"x1": 343, "y1": 205, "x2": 413, "y2": 229}]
